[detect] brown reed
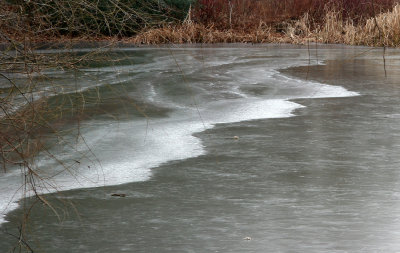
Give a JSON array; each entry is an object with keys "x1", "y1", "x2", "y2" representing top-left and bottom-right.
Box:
[{"x1": 132, "y1": 2, "x2": 400, "y2": 47}]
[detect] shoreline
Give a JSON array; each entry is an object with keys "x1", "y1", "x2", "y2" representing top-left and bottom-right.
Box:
[{"x1": 0, "y1": 40, "x2": 384, "y2": 52}]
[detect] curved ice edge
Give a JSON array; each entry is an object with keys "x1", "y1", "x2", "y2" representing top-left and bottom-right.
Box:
[
  {"x1": 0, "y1": 99, "x2": 303, "y2": 226},
  {"x1": 0, "y1": 65, "x2": 360, "y2": 228},
  {"x1": 275, "y1": 64, "x2": 360, "y2": 98},
  {"x1": 0, "y1": 102, "x2": 358, "y2": 226}
]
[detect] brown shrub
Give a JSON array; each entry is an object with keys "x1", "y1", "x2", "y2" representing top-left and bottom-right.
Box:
[{"x1": 191, "y1": 0, "x2": 397, "y2": 31}]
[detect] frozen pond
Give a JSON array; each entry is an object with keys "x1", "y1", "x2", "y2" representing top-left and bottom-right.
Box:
[{"x1": 1, "y1": 44, "x2": 400, "y2": 252}]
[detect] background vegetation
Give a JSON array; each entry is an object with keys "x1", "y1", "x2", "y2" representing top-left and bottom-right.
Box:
[
  {"x1": 133, "y1": 0, "x2": 400, "y2": 45},
  {"x1": 1, "y1": 0, "x2": 193, "y2": 40},
  {"x1": 1, "y1": 0, "x2": 398, "y2": 42},
  {"x1": 193, "y1": 0, "x2": 395, "y2": 29}
]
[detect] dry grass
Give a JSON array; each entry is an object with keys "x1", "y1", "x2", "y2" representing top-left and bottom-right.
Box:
[
  {"x1": 363, "y1": 4, "x2": 400, "y2": 46},
  {"x1": 133, "y1": 2, "x2": 400, "y2": 47},
  {"x1": 315, "y1": 3, "x2": 400, "y2": 46},
  {"x1": 2, "y1": 0, "x2": 399, "y2": 46},
  {"x1": 192, "y1": 0, "x2": 396, "y2": 30},
  {"x1": 131, "y1": 22, "x2": 277, "y2": 44}
]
